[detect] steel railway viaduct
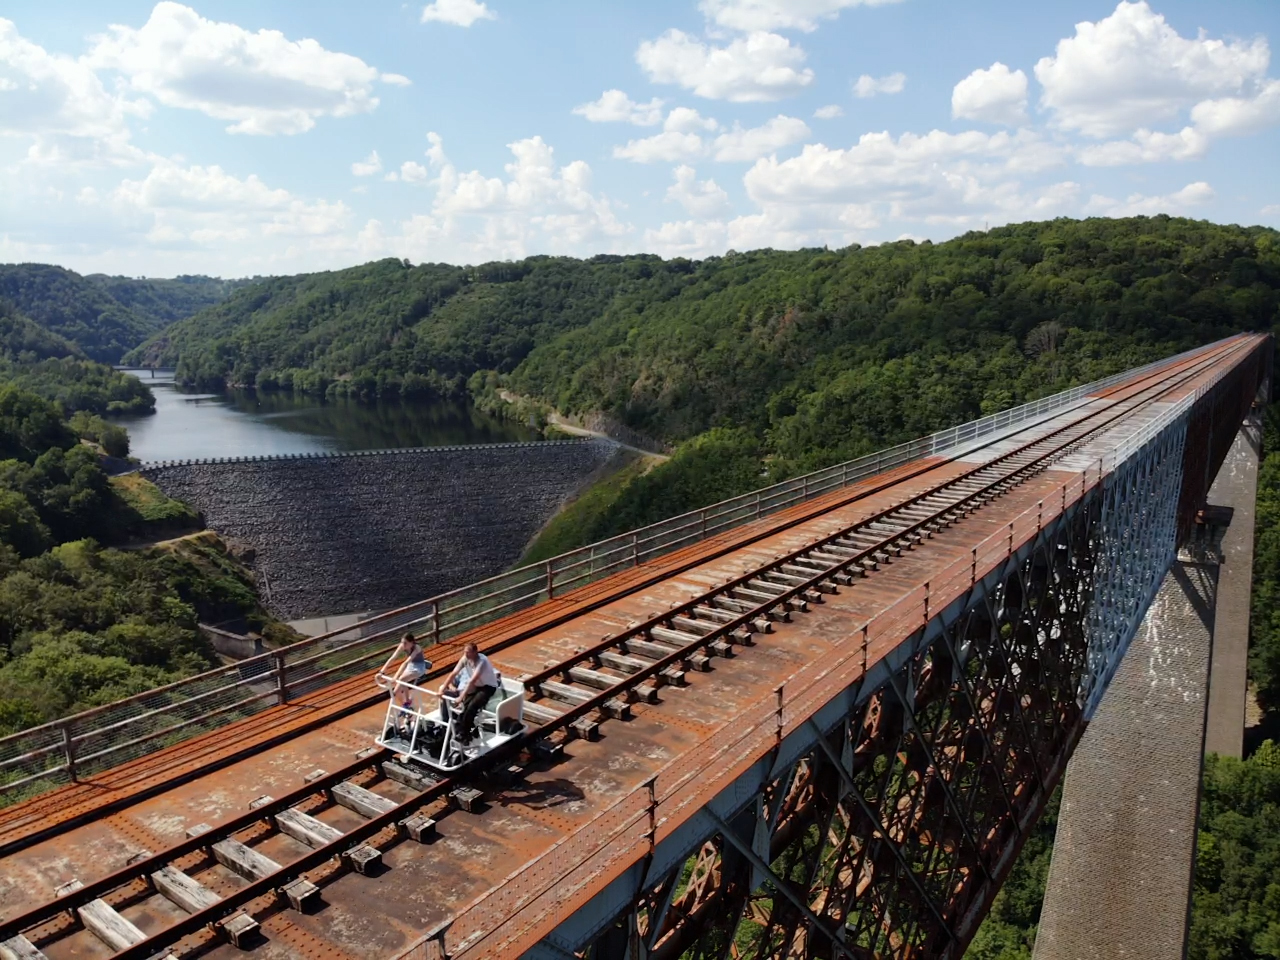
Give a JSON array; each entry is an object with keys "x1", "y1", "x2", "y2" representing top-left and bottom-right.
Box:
[{"x1": 0, "y1": 334, "x2": 1271, "y2": 960}]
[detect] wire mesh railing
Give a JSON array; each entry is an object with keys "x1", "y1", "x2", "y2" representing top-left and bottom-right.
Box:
[{"x1": 0, "y1": 340, "x2": 1219, "y2": 805}]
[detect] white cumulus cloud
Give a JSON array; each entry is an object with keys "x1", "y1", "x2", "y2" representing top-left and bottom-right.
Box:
[
  {"x1": 1084, "y1": 180, "x2": 1215, "y2": 217},
  {"x1": 88, "y1": 2, "x2": 398, "y2": 135},
  {"x1": 384, "y1": 135, "x2": 627, "y2": 262},
  {"x1": 642, "y1": 218, "x2": 730, "y2": 259},
  {"x1": 1191, "y1": 78, "x2": 1280, "y2": 137},
  {"x1": 613, "y1": 107, "x2": 717, "y2": 163},
  {"x1": 1035, "y1": 1, "x2": 1271, "y2": 138},
  {"x1": 666, "y1": 165, "x2": 731, "y2": 217},
  {"x1": 733, "y1": 128, "x2": 1074, "y2": 245},
  {"x1": 399, "y1": 160, "x2": 430, "y2": 182},
  {"x1": 636, "y1": 29, "x2": 814, "y2": 102},
  {"x1": 572, "y1": 89, "x2": 664, "y2": 125},
  {"x1": 853, "y1": 72, "x2": 905, "y2": 98},
  {"x1": 112, "y1": 159, "x2": 351, "y2": 248},
  {"x1": 614, "y1": 109, "x2": 807, "y2": 164},
  {"x1": 420, "y1": 0, "x2": 496, "y2": 27},
  {"x1": 712, "y1": 115, "x2": 810, "y2": 161},
  {"x1": 698, "y1": 0, "x2": 905, "y2": 33},
  {"x1": 952, "y1": 63, "x2": 1028, "y2": 126},
  {"x1": 351, "y1": 150, "x2": 382, "y2": 176},
  {"x1": 614, "y1": 130, "x2": 706, "y2": 164},
  {"x1": 814, "y1": 104, "x2": 843, "y2": 119},
  {"x1": 665, "y1": 106, "x2": 720, "y2": 134},
  {"x1": 1079, "y1": 126, "x2": 1208, "y2": 165},
  {"x1": 0, "y1": 18, "x2": 147, "y2": 163}
]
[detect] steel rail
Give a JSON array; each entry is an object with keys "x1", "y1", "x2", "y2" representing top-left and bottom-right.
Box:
[{"x1": 0, "y1": 336, "x2": 1254, "y2": 960}]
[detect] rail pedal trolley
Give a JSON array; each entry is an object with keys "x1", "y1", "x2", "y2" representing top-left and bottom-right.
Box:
[{"x1": 374, "y1": 665, "x2": 528, "y2": 773}]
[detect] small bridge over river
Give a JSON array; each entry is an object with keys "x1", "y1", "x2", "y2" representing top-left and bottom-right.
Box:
[{"x1": 0, "y1": 334, "x2": 1271, "y2": 960}]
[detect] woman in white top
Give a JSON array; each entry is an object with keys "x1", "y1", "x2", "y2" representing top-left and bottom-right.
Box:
[{"x1": 379, "y1": 632, "x2": 428, "y2": 714}]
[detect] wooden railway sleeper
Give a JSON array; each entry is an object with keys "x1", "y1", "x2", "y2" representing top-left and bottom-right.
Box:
[
  {"x1": 809, "y1": 549, "x2": 853, "y2": 564},
  {"x1": 538, "y1": 679, "x2": 597, "y2": 707},
  {"x1": 211, "y1": 841, "x2": 319, "y2": 911},
  {"x1": 691, "y1": 605, "x2": 737, "y2": 625},
  {"x1": 597, "y1": 650, "x2": 648, "y2": 674},
  {"x1": 764, "y1": 571, "x2": 809, "y2": 587},
  {"x1": 650, "y1": 625, "x2": 702, "y2": 646},
  {"x1": 49, "y1": 880, "x2": 180, "y2": 959},
  {"x1": 569, "y1": 665, "x2": 631, "y2": 691},
  {"x1": 149, "y1": 867, "x2": 260, "y2": 947},
  {"x1": 734, "y1": 586, "x2": 786, "y2": 605},
  {"x1": 670, "y1": 615, "x2": 718, "y2": 635},
  {"x1": 813, "y1": 544, "x2": 857, "y2": 558},
  {"x1": 743, "y1": 579, "x2": 788, "y2": 595},
  {"x1": 708, "y1": 595, "x2": 755, "y2": 614},
  {"x1": 623, "y1": 637, "x2": 684, "y2": 660},
  {"x1": 783, "y1": 560, "x2": 831, "y2": 574}
]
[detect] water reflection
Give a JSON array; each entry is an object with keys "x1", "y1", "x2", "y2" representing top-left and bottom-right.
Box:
[{"x1": 112, "y1": 369, "x2": 541, "y2": 462}]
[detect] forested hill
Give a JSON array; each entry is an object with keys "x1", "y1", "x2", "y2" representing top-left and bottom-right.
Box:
[
  {"x1": 0, "y1": 264, "x2": 250, "y2": 362},
  {"x1": 135, "y1": 216, "x2": 1277, "y2": 447}
]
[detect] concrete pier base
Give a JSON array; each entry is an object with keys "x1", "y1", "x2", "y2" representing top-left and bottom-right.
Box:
[{"x1": 1033, "y1": 420, "x2": 1259, "y2": 960}]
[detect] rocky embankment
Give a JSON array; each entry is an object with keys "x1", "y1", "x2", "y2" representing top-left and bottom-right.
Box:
[{"x1": 143, "y1": 440, "x2": 619, "y2": 619}]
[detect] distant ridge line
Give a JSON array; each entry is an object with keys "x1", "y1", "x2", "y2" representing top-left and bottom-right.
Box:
[{"x1": 139, "y1": 437, "x2": 611, "y2": 470}]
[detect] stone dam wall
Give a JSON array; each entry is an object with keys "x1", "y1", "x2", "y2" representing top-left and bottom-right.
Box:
[{"x1": 142, "y1": 440, "x2": 619, "y2": 621}]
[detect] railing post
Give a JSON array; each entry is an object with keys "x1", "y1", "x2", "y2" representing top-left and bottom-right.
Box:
[
  {"x1": 802, "y1": 475, "x2": 809, "y2": 500},
  {"x1": 431, "y1": 599, "x2": 441, "y2": 646},
  {"x1": 60, "y1": 720, "x2": 77, "y2": 782},
  {"x1": 632, "y1": 533, "x2": 639, "y2": 566},
  {"x1": 700, "y1": 510, "x2": 707, "y2": 539},
  {"x1": 546, "y1": 560, "x2": 555, "y2": 600},
  {"x1": 755, "y1": 493, "x2": 761, "y2": 519},
  {"x1": 775, "y1": 685, "x2": 785, "y2": 746},
  {"x1": 275, "y1": 652, "x2": 289, "y2": 705}
]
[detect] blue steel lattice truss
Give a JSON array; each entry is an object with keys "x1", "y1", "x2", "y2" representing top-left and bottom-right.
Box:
[{"x1": 531, "y1": 340, "x2": 1269, "y2": 960}]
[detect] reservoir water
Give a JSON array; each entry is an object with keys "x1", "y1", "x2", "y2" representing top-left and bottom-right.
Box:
[{"x1": 113, "y1": 369, "x2": 541, "y2": 462}]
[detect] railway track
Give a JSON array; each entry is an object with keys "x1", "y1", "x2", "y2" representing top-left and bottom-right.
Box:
[
  {"x1": 0, "y1": 336, "x2": 1251, "y2": 960},
  {"x1": 0, "y1": 339, "x2": 1229, "y2": 860}
]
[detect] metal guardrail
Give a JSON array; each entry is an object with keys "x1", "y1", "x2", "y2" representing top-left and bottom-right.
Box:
[{"x1": 0, "y1": 343, "x2": 1211, "y2": 804}]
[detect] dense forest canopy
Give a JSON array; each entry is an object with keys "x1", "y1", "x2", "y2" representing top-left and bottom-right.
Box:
[
  {"x1": 0, "y1": 264, "x2": 249, "y2": 362},
  {"x1": 135, "y1": 216, "x2": 1277, "y2": 432},
  {"x1": 0, "y1": 314, "x2": 290, "y2": 740}
]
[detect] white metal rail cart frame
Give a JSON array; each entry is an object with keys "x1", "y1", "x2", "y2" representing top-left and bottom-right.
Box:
[{"x1": 373, "y1": 667, "x2": 528, "y2": 773}]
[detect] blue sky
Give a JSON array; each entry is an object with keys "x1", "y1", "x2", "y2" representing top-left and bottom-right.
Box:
[{"x1": 1, "y1": 0, "x2": 1278, "y2": 277}]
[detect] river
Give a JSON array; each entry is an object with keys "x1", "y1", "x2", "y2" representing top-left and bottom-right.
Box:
[{"x1": 113, "y1": 369, "x2": 541, "y2": 462}]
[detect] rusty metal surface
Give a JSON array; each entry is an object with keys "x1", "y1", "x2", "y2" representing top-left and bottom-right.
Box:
[{"x1": 0, "y1": 334, "x2": 1268, "y2": 960}]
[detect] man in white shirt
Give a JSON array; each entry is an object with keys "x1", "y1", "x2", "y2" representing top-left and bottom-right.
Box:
[{"x1": 440, "y1": 642, "x2": 500, "y2": 746}]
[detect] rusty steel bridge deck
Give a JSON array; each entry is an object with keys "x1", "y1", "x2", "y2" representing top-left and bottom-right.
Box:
[{"x1": 0, "y1": 335, "x2": 1269, "y2": 960}]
